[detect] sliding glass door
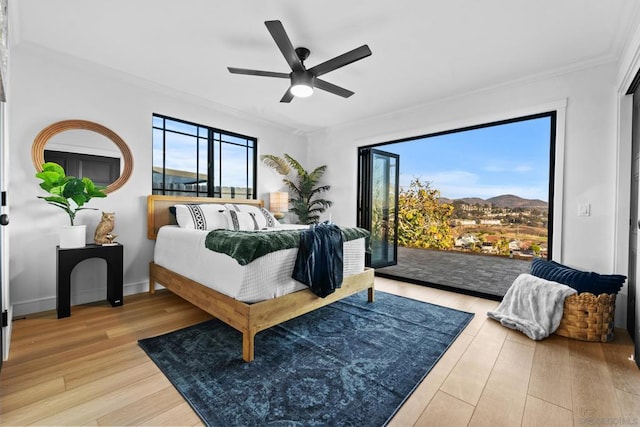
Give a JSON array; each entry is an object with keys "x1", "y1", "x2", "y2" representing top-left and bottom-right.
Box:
[{"x1": 358, "y1": 148, "x2": 399, "y2": 268}]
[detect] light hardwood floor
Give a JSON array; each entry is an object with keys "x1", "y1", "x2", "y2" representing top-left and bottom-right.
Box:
[{"x1": 1, "y1": 277, "x2": 639, "y2": 426}]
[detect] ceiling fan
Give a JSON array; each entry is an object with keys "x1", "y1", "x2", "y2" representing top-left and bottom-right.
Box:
[{"x1": 228, "y1": 20, "x2": 372, "y2": 103}]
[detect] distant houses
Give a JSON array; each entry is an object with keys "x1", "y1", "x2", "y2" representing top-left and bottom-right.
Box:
[
  {"x1": 454, "y1": 234, "x2": 479, "y2": 248},
  {"x1": 443, "y1": 200, "x2": 548, "y2": 259},
  {"x1": 453, "y1": 219, "x2": 503, "y2": 226},
  {"x1": 508, "y1": 240, "x2": 521, "y2": 252},
  {"x1": 453, "y1": 232, "x2": 547, "y2": 258}
]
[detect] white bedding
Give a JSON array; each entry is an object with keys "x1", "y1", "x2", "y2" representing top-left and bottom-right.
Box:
[{"x1": 153, "y1": 225, "x2": 366, "y2": 303}]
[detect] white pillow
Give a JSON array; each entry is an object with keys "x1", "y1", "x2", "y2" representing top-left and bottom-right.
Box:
[
  {"x1": 227, "y1": 210, "x2": 260, "y2": 231},
  {"x1": 174, "y1": 204, "x2": 228, "y2": 230},
  {"x1": 236, "y1": 204, "x2": 279, "y2": 228},
  {"x1": 224, "y1": 203, "x2": 241, "y2": 212}
]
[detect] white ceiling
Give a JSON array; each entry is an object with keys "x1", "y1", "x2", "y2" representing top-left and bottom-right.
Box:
[{"x1": 11, "y1": 1, "x2": 640, "y2": 133}]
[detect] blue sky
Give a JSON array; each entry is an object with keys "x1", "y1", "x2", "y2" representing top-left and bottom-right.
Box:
[
  {"x1": 381, "y1": 116, "x2": 552, "y2": 202},
  {"x1": 153, "y1": 116, "x2": 254, "y2": 187}
]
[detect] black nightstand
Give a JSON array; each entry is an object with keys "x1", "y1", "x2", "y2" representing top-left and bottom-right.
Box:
[{"x1": 56, "y1": 243, "x2": 124, "y2": 318}]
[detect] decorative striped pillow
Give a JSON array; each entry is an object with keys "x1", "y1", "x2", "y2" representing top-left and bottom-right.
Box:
[
  {"x1": 228, "y1": 210, "x2": 259, "y2": 231},
  {"x1": 173, "y1": 204, "x2": 228, "y2": 230},
  {"x1": 233, "y1": 204, "x2": 279, "y2": 228}
]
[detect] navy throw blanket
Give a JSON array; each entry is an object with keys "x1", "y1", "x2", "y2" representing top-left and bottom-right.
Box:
[{"x1": 292, "y1": 222, "x2": 344, "y2": 297}]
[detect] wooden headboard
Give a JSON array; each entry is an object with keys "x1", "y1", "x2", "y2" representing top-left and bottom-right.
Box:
[{"x1": 147, "y1": 195, "x2": 264, "y2": 240}]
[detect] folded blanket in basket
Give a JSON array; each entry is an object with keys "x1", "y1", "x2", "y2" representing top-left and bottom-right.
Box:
[{"x1": 487, "y1": 273, "x2": 577, "y2": 340}]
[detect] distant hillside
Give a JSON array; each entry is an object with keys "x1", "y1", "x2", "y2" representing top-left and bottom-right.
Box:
[
  {"x1": 488, "y1": 194, "x2": 548, "y2": 208},
  {"x1": 439, "y1": 194, "x2": 548, "y2": 209}
]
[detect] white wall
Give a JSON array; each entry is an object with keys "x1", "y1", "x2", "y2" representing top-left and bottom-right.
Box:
[
  {"x1": 8, "y1": 43, "x2": 306, "y2": 315},
  {"x1": 308, "y1": 62, "x2": 627, "y2": 323}
]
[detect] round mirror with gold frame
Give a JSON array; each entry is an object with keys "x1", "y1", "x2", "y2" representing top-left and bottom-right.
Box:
[{"x1": 32, "y1": 120, "x2": 134, "y2": 193}]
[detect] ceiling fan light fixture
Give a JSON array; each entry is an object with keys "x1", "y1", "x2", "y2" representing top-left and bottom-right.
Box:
[
  {"x1": 290, "y1": 71, "x2": 315, "y2": 98},
  {"x1": 291, "y1": 84, "x2": 314, "y2": 98}
]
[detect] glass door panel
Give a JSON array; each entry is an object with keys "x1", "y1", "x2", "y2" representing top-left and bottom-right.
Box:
[{"x1": 358, "y1": 148, "x2": 399, "y2": 268}]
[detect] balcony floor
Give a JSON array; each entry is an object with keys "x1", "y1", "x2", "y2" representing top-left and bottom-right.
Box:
[{"x1": 376, "y1": 246, "x2": 531, "y2": 300}]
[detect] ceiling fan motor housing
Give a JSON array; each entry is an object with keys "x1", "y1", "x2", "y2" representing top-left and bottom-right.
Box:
[{"x1": 291, "y1": 70, "x2": 315, "y2": 87}]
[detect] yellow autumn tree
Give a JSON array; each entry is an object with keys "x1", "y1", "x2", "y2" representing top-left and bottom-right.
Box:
[{"x1": 398, "y1": 178, "x2": 455, "y2": 249}]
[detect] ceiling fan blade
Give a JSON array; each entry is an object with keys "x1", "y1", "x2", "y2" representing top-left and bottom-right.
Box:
[
  {"x1": 315, "y1": 78, "x2": 354, "y2": 98},
  {"x1": 308, "y1": 45, "x2": 372, "y2": 77},
  {"x1": 280, "y1": 89, "x2": 294, "y2": 103},
  {"x1": 265, "y1": 20, "x2": 304, "y2": 72},
  {"x1": 227, "y1": 67, "x2": 289, "y2": 78}
]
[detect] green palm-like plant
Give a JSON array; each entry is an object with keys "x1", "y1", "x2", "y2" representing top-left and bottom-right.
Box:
[
  {"x1": 261, "y1": 153, "x2": 332, "y2": 224},
  {"x1": 36, "y1": 162, "x2": 107, "y2": 225}
]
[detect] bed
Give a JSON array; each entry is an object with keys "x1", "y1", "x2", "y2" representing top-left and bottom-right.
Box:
[{"x1": 147, "y1": 194, "x2": 375, "y2": 362}]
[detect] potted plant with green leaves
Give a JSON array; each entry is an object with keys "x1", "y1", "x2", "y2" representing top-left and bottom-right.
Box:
[
  {"x1": 36, "y1": 162, "x2": 107, "y2": 248},
  {"x1": 261, "y1": 153, "x2": 332, "y2": 224}
]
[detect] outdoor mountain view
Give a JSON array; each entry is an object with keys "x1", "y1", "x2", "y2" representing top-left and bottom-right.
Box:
[
  {"x1": 396, "y1": 178, "x2": 548, "y2": 259},
  {"x1": 383, "y1": 114, "x2": 552, "y2": 261}
]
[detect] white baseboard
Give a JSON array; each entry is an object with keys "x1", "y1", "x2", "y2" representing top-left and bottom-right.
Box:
[{"x1": 11, "y1": 280, "x2": 150, "y2": 318}]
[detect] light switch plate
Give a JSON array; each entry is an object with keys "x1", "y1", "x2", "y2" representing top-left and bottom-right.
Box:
[{"x1": 578, "y1": 203, "x2": 591, "y2": 216}]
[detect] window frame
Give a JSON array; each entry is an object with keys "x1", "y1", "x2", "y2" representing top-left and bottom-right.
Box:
[
  {"x1": 152, "y1": 114, "x2": 257, "y2": 199},
  {"x1": 358, "y1": 111, "x2": 557, "y2": 259}
]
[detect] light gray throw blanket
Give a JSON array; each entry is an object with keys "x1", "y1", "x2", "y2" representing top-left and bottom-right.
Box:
[{"x1": 487, "y1": 273, "x2": 577, "y2": 340}]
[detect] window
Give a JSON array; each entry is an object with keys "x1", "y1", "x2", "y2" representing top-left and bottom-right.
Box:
[
  {"x1": 358, "y1": 112, "x2": 555, "y2": 298},
  {"x1": 152, "y1": 114, "x2": 257, "y2": 198}
]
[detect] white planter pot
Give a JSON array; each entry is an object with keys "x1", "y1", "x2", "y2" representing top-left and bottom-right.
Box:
[{"x1": 59, "y1": 225, "x2": 87, "y2": 248}]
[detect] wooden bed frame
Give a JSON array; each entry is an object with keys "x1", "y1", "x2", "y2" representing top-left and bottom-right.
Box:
[{"x1": 147, "y1": 194, "x2": 375, "y2": 362}]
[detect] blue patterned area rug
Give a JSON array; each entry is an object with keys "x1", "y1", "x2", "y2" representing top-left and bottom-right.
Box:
[{"x1": 138, "y1": 291, "x2": 473, "y2": 426}]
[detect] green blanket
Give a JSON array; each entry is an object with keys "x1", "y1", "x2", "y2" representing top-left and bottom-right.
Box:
[{"x1": 204, "y1": 227, "x2": 370, "y2": 266}]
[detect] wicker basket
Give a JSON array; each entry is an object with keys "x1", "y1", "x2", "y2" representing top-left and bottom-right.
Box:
[{"x1": 554, "y1": 292, "x2": 616, "y2": 342}]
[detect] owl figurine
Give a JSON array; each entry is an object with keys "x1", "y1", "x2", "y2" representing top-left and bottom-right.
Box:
[{"x1": 94, "y1": 212, "x2": 117, "y2": 245}]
